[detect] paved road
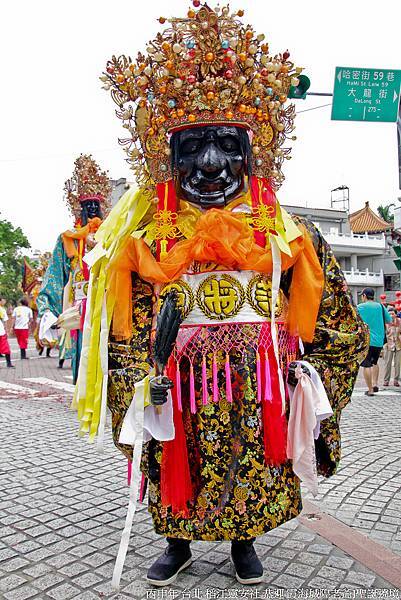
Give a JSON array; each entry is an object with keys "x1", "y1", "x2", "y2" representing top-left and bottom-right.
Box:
[{"x1": 0, "y1": 340, "x2": 400, "y2": 598}]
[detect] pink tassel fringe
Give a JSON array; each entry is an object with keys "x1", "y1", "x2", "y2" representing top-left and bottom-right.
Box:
[
  {"x1": 175, "y1": 361, "x2": 182, "y2": 412},
  {"x1": 225, "y1": 354, "x2": 233, "y2": 403},
  {"x1": 190, "y1": 364, "x2": 196, "y2": 414},
  {"x1": 264, "y1": 351, "x2": 272, "y2": 402},
  {"x1": 202, "y1": 357, "x2": 208, "y2": 405},
  {"x1": 212, "y1": 355, "x2": 219, "y2": 403},
  {"x1": 139, "y1": 474, "x2": 146, "y2": 501},
  {"x1": 256, "y1": 351, "x2": 262, "y2": 403}
]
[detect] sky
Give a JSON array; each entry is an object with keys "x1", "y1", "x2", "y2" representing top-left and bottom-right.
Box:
[{"x1": 1, "y1": 0, "x2": 401, "y2": 252}]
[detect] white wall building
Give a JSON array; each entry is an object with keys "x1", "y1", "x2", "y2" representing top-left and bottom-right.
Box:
[{"x1": 283, "y1": 202, "x2": 400, "y2": 304}]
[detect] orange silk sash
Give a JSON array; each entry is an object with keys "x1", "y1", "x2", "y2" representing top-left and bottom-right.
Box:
[
  {"x1": 62, "y1": 217, "x2": 103, "y2": 258},
  {"x1": 108, "y1": 209, "x2": 324, "y2": 343}
]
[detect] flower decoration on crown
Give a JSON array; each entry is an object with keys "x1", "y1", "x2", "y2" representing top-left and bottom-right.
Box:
[
  {"x1": 64, "y1": 154, "x2": 112, "y2": 219},
  {"x1": 101, "y1": 2, "x2": 302, "y2": 190}
]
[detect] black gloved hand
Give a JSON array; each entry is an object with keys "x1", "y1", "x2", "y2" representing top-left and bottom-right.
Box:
[
  {"x1": 149, "y1": 375, "x2": 174, "y2": 406},
  {"x1": 287, "y1": 362, "x2": 310, "y2": 387}
]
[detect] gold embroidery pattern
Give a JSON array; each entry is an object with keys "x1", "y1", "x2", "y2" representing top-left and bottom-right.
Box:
[
  {"x1": 197, "y1": 274, "x2": 245, "y2": 321},
  {"x1": 73, "y1": 270, "x2": 85, "y2": 284},
  {"x1": 246, "y1": 275, "x2": 284, "y2": 319},
  {"x1": 160, "y1": 280, "x2": 194, "y2": 320},
  {"x1": 153, "y1": 209, "x2": 180, "y2": 241},
  {"x1": 251, "y1": 203, "x2": 276, "y2": 234}
]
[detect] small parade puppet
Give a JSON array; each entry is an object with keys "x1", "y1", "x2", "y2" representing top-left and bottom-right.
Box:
[{"x1": 37, "y1": 155, "x2": 111, "y2": 382}]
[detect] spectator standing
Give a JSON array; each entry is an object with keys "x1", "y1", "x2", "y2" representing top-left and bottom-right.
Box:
[
  {"x1": 0, "y1": 298, "x2": 14, "y2": 367},
  {"x1": 383, "y1": 305, "x2": 401, "y2": 386},
  {"x1": 12, "y1": 298, "x2": 33, "y2": 360},
  {"x1": 357, "y1": 287, "x2": 391, "y2": 396}
]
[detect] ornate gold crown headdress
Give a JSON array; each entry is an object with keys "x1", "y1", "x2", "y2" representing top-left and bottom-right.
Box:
[
  {"x1": 64, "y1": 154, "x2": 112, "y2": 219},
  {"x1": 101, "y1": 3, "x2": 302, "y2": 190}
]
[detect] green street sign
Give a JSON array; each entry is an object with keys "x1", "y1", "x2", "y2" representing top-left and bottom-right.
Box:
[{"x1": 331, "y1": 66, "x2": 401, "y2": 122}]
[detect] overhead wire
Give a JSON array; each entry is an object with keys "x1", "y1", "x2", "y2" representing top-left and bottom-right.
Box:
[{"x1": 297, "y1": 103, "x2": 333, "y2": 114}]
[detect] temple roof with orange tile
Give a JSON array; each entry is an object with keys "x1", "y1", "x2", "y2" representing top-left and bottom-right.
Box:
[{"x1": 349, "y1": 201, "x2": 392, "y2": 233}]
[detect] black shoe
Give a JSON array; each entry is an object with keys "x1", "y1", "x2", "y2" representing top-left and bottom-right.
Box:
[
  {"x1": 58, "y1": 359, "x2": 65, "y2": 369},
  {"x1": 231, "y1": 539, "x2": 263, "y2": 585},
  {"x1": 5, "y1": 355, "x2": 14, "y2": 368},
  {"x1": 373, "y1": 386, "x2": 379, "y2": 393},
  {"x1": 146, "y1": 538, "x2": 192, "y2": 587},
  {"x1": 20, "y1": 349, "x2": 29, "y2": 360},
  {"x1": 38, "y1": 347, "x2": 44, "y2": 356}
]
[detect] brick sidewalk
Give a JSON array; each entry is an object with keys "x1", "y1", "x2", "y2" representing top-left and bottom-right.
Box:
[
  {"x1": 0, "y1": 338, "x2": 72, "y2": 385},
  {"x1": 0, "y1": 354, "x2": 400, "y2": 598}
]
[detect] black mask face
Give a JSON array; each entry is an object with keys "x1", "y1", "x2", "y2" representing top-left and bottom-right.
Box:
[
  {"x1": 80, "y1": 199, "x2": 102, "y2": 224},
  {"x1": 171, "y1": 125, "x2": 250, "y2": 208}
]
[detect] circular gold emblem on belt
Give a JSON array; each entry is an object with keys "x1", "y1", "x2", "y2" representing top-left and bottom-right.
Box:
[
  {"x1": 246, "y1": 274, "x2": 284, "y2": 318},
  {"x1": 197, "y1": 273, "x2": 245, "y2": 320},
  {"x1": 159, "y1": 280, "x2": 194, "y2": 319}
]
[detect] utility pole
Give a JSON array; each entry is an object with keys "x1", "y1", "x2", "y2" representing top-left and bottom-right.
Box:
[{"x1": 397, "y1": 100, "x2": 401, "y2": 189}]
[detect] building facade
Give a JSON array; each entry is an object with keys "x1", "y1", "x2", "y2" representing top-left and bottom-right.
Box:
[
  {"x1": 110, "y1": 178, "x2": 130, "y2": 207},
  {"x1": 283, "y1": 202, "x2": 400, "y2": 304}
]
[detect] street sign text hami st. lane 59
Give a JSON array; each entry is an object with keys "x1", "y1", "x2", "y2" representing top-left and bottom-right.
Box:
[{"x1": 331, "y1": 67, "x2": 401, "y2": 122}]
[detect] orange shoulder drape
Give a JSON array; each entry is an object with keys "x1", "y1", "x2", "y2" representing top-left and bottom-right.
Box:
[
  {"x1": 62, "y1": 217, "x2": 102, "y2": 258},
  {"x1": 108, "y1": 209, "x2": 323, "y2": 343}
]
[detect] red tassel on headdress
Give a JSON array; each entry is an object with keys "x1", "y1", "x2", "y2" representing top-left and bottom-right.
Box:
[
  {"x1": 249, "y1": 175, "x2": 277, "y2": 248},
  {"x1": 261, "y1": 346, "x2": 288, "y2": 466},
  {"x1": 160, "y1": 358, "x2": 193, "y2": 515},
  {"x1": 155, "y1": 180, "x2": 191, "y2": 514}
]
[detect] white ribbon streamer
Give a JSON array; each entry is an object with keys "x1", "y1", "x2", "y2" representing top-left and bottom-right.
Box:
[
  {"x1": 38, "y1": 311, "x2": 58, "y2": 346},
  {"x1": 119, "y1": 386, "x2": 175, "y2": 446},
  {"x1": 111, "y1": 378, "x2": 145, "y2": 589}
]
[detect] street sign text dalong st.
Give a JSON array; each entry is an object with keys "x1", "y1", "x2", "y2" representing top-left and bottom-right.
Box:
[{"x1": 331, "y1": 67, "x2": 401, "y2": 122}]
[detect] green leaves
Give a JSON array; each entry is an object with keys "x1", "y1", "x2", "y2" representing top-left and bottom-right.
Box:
[
  {"x1": 0, "y1": 218, "x2": 30, "y2": 303},
  {"x1": 377, "y1": 203, "x2": 395, "y2": 224}
]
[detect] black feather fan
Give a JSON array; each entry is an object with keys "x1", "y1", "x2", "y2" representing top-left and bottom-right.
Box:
[{"x1": 153, "y1": 291, "x2": 183, "y2": 375}]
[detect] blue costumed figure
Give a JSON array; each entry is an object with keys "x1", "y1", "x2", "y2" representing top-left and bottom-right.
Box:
[{"x1": 37, "y1": 154, "x2": 111, "y2": 383}]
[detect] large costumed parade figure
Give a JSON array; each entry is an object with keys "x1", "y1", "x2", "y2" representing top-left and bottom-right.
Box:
[
  {"x1": 37, "y1": 155, "x2": 111, "y2": 383},
  {"x1": 76, "y1": 3, "x2": 368, "y2": 588}
]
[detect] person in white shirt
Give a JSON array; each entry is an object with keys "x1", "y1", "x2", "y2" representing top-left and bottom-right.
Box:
[
  {"x1": 0, "y1": 298, "x2": 14, "y2": 367},
  {"x1": 12, "y1": 298, "x2": 33, "y2": 359}
]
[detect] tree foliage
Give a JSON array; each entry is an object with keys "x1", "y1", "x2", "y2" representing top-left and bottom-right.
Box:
[
  {"x1": 0, "y1": 217, "x2": 31, "y2": 303},
  {"x1": 377, "y1": 203, "x2": 395, "y2": 224}
]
